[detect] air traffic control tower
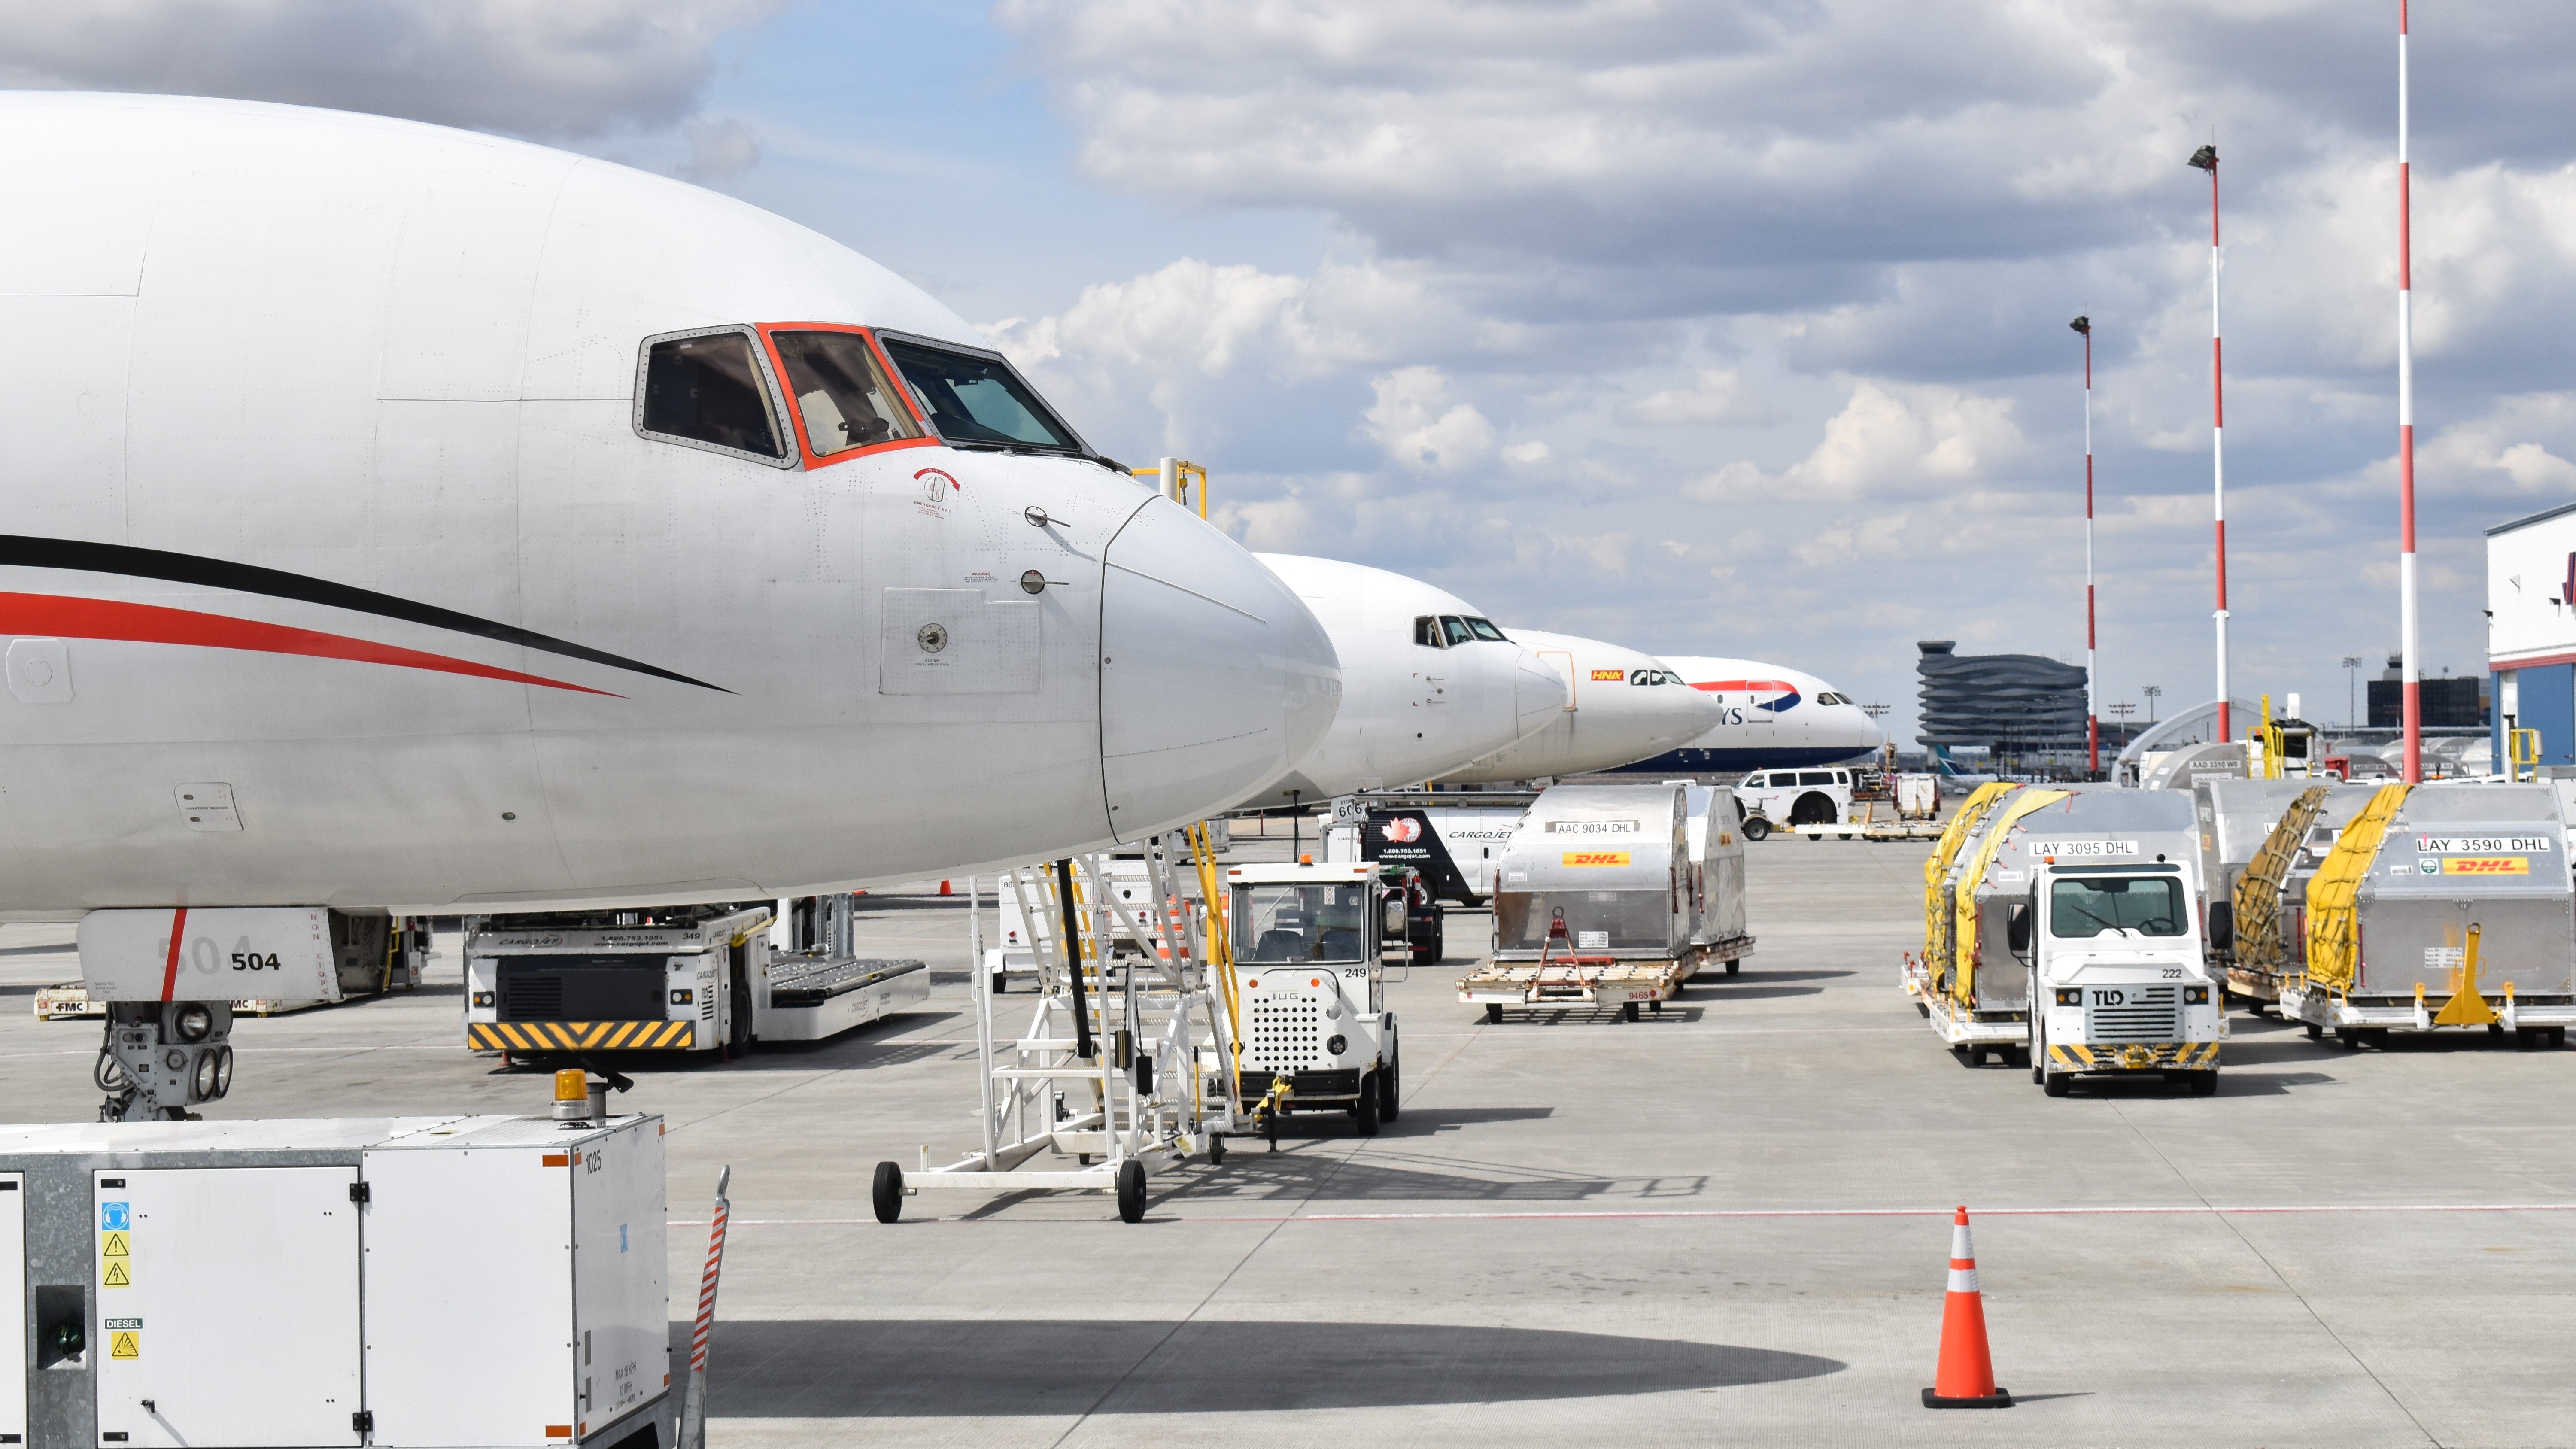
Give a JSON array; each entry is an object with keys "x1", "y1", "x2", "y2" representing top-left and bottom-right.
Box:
[{"x1": 1914, "y1": 639, "x2": 2090, "y2": 770}]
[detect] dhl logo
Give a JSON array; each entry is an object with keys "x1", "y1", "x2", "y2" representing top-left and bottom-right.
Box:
[
  {"x1": 1562, "y1": 851, "x2": 1631, "y2": 867},
  {"x1": 1590, "y1": 668, "x2": 1625, "y2": 680},
  {"x1": 467, "y1": 1020, "x2": 697, "y2": 1052},
  {"x1": 2442, "y1": 857, "x2": 2529, "y2": 875}
]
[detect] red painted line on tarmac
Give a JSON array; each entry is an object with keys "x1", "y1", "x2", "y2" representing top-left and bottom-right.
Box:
[{"x1": 668, "y1": 1202, "x2": 2576, "y2": 1229}]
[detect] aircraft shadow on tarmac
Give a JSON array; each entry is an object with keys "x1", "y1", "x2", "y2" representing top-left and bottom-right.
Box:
[{"x1": 688, "y1": 1318, "x2": 1842, "y2": 1416}]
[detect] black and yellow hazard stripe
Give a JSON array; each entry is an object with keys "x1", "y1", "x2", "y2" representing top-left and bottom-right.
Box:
[
  {"x1": 466, "y1": 1020, "x2": 699, "y2": 1052},
  {"x1": 2047, "y1": 1039, "x2": 2220, "y2": 1072}
]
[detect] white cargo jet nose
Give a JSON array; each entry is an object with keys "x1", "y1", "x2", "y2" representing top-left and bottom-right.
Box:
[{"x1": 1100, "y1": 498, "x2": 1340, "y2": 841}]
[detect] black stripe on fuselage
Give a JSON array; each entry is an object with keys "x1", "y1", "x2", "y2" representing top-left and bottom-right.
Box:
[{"x1": 0, "y1": 535, "x2": 727, "y2": 693}]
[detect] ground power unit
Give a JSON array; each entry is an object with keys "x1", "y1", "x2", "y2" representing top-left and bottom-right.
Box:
[{"x1": 0, "y1": 1115, "x2": 665, "y2": 1449}]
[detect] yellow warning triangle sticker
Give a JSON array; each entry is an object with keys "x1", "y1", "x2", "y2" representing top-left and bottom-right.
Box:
[
  {"x1": 101, "y1": 1232, "x2": 129, "y2": 1257},
  {"x1": 103, "y1": 1260, "x2": 130, "y2": 1287},
  {"x1": 110, "y1": 1331, "x2": 139, "y2": 1359}
]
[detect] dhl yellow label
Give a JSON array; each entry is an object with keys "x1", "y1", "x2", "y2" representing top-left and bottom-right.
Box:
[
  {"x1": 2442, "y1": 857, "x2": 2529, "y2": 875},
  {"x1": 1590, "y1": 668, "x2": 1625, "y2": 681},
  {"x1": 1561, "y1": 851, "x2": 1631, "y2": 867}
]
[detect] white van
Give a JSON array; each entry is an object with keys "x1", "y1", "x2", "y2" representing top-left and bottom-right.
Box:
[{"x1": 1732, "y1": 767, "x2": 1855, "y2": 838}]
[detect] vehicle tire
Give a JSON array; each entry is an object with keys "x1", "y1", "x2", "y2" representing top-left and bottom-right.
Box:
[
  {"x1": 871, "y1": 1161, "x2": 905, "y2": 1224},
  {"x1": 1208, "y1": 1134, "x2": 1227, "y2": 1165},
  {"x1": 1743, "y1": 817, "x2": 1771, "y2": 841},
  {"x1": 1353, "y1": 1073, "x2": 1381, "y2": 1136},
  {"x1": 990, "y1": 971, "x2": 1008, "y2": 996},
  {"x1": 1415, "y1": 914, "x2": 1444, "y2": 965},
  {"x1": 1916, "y1": 1000, "x2": 1930, "y2": 1018},
  {"x1": 1789, "y1": 792, "x2": 1835, "y2": 827},
  {"x1": 1379, "y1": 1027, "x2": 1400, "y2": 1122},
  {"x1": 2552, "y1": 1027, "x2": 2568, "y2": 1048},
  {"x1": 2516, "y1": 1027, "x2": 2536, "y2": 1050},
  {"x1": 2042, "y1": 1069, "x2": 2070, "y2": 1097},
  {"x1": 2303, "y1": 1022, "x2": 2322, "y2": 1041},
  {"x1": 2030, "y1": 1029, "x2": 2045, "y2": 1085},
  {"x1": 2336, "y1": 1030, "x2": 2362, "y2": 1051},
  {"x1": 1725, "y1": 959, "x2": 1739, "y2": 975},
  {"x1": 2190, "y1": 1069, "x2": 2220, "y2": 1097},
  {"x1": 2008, "y1": 1045, "x2": 2030, "y2": 1071},
  {"x1": 1115, "y1": 1160, "x2": 1147, "y2": 1223},
  {"x1": 1483, "y1": 1002, "x2": 1504, "y2": 1024},
  {"x1": 728, "y1": 964, "x2": 755, "y2": 1054},
  {"x1": 1621, "y1": 1001, "x2": 1640, "y2": 1022}
]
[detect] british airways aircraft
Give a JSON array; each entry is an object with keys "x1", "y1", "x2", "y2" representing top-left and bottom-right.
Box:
[
  {"x1": 1607, "y1": 656, "x2": 1884, "y2": 773},
  {"x1": 0, "y1": 94, "x2": 1338, "y2": 916}
]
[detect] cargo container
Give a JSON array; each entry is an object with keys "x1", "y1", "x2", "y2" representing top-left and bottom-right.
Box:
[
  {"x1": 2277, "y1": 784, "x2": 2576, "y2": 1046},
  {"x1": 1462, "y1": 782, "x2": 1748, "y2": 1019}
]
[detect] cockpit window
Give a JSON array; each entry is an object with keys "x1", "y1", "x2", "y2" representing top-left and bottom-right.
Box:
[
  {"x1": 1440, "y1": 616, "x2": 1475, "y2": 647},
  {"x1": 770, "y1": 331, "x2": 920, "y2": 458},
  {"x1": 636, "y1": 328, "x2": 789, "y2": 464},
  {"x1": 878, "y1": 336, "x2": 1083, "y2": 452},
  {"x1": 1465, "y1": 617, "x2": 1508, "y2": 641},
  {"x1": 1414, "y1": 617, "x2": 1446, "y2": 648}
]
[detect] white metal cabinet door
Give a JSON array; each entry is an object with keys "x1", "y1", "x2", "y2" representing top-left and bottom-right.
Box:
[
  {"x1": 1, "y1": 1173, "x2": 23, "y2": 1445},
  {"x1": 92, "y1": 1167, "x2": 362, "y2": 1447},
  {"x1": 571, "y1": 1122, "x2": 667, "y2": 1440},
  {"x1": 360, "y1": 1145, "x2": 571, "y2": 1448}
]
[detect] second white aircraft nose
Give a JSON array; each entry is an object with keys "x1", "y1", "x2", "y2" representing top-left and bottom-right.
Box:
[
  {"x1": 1509, "y1": 646, "x2": 1572, "y2": 743},
  {"x1": 1097, "y1": 497, "x2": 1340, "y2": 842}
]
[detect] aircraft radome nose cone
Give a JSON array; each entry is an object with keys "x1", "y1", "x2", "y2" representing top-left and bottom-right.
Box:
[
  {"x1": 1098, "y1": 498, "x2": 1340, "y2": 842},
  {"x1": 1510, "y1": 647, "x2": 1571, "y2": 744}
]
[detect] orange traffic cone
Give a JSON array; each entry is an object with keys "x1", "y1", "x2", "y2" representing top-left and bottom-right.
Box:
[
  {"x1": 1922, "y1": 1205, "x2": 2013, "y2": 1408},
  {"x1": 939, "y1": 879, "x2": 952, "y2": 896}
]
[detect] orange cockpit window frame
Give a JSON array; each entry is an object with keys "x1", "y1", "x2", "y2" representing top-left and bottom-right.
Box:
[{"x1": 754, "y1": 323, "x2": 939, "y2": 470}]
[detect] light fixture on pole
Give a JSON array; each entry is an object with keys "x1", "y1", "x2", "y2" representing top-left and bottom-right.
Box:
[
  {"x1": 2071, "y1": 314, "x2": 2099, "y2": 776},
  {"x1": 2396, "y1": 3, "x2": 2422, "y2": 782},
  {"x1": 2188, "y1": 143, "x2": 2230, "y2": 744},
  {"x1": 2143, "y1": 683, "x2": 2162, "y2": 725},
  {"x1": 2343, "y1": 654, "x2": 2364, "y2": 729}
]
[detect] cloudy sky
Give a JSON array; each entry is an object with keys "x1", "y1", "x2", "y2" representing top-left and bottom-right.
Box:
[{"x1": 8, "y1": 0, "x2": 2571, "y2": 744}]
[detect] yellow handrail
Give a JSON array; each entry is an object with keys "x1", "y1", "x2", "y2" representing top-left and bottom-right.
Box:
[
  {"x1": 1952, "y1": 789, "x2": 2070, "y2": 1005},
  {"x1": 2304, "y1": 783, "x2": 2411, "y2": 994},
  {"x1": 1922, "y1": 782, "x2": 2018, "y2": 990},
  {"x1": 2232, "y1": 784, "x2": 2333, "y2": 975},
  {"x1": 1130, "y1": 459, "x2": 1210, "y2": 518}
]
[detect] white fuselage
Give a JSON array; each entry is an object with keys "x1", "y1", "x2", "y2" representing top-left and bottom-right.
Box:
[
  {"x1": 0, "y1": 94, "x2": 1338, "y2": 916},
  {"x1": 1442, "y1": 629, "x2": 1721, "y2": 783},
  {"x1": 1251, "y1": 555, "x2": 1565, "y2": 803},
  {"x1": 1612, "y1": 656, "x2": 1886, "y2": 773}
]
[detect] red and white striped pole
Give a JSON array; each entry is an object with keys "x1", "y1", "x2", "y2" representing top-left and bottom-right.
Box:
[
  {"x1": 2072, "y1": 315, "x2": 2099, "y2": 775},
  {"x1": 678, "y1": 1165, "x2": 732, "y2": 1449},
  {"x1": 2397, "y1": 0, "x2": 2422, "y2": 782},
  {"x1": 2190, "y1": 143, "x2": 2229, "y2": 744}
]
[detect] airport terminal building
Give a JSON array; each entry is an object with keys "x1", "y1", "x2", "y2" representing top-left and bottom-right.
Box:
[
  {"x1": 1914, "y1": 639, "x2": 2090, "y2": 766},
  {"x1": 2488, "y1": 503, "x2": 2576, "y2": 769}
]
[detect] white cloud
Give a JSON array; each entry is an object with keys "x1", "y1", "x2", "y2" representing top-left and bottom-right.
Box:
[
  {"x1": 1364, "y1": 366, "x2": 1493, "y2": 472},
  {"x1": 680, "y1": 115, "x2": 760, "y2": 182},
  {"x1": 1502, "y1": 440, "x2": 1551, "y2": 466},
  {"x1": 1683, "y1": 381, "x2": 2028, "y2": 503},
  {"x1": 0, "y1": 0, "x2": 787, "y2": 139},
  {"x1": 1620, "y1": 368, "x2": 1782, "y2": 426}
]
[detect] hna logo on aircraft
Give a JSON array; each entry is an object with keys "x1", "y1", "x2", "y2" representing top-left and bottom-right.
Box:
[{"x1": 1381, "y1": 817, "x2": 1423, "y2": 844}]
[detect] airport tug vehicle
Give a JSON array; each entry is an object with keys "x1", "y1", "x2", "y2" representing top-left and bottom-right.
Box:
[
  {"x1": 2018, "y1": 855, "x2": 2226, "y2": 1097},
  {"x1": 1229, "y1": 860, "x2": 1403, "y2": 1135}
]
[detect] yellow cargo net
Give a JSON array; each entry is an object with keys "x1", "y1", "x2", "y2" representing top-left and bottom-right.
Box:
[
  {"x1": 2303, "y1": 783, "x2": 2411, "y2": 995},
  {"x1": 1922, "y1": 782, "x2": 2019, "y2": 989},
  {"x1": 1951, "y1": 789, "x2": 2070, "y2": 1005},
  {"x1": 2231, "y1": 783, "x2": 2333, "y2": 975}
]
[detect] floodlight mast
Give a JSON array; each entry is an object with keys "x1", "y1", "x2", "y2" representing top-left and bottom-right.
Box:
[
  {"x1": 2189, "y1": 143, "x2": 2229, "y2": 744},
  {"x1": 2072, "y1": 315, "x2": 2099, "y2": 775},
  {"x1": 2397, "y1": 1, "x2": 2422, "y2": 781}
]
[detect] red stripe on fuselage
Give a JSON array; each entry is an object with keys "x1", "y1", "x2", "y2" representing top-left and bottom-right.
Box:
[{"x1": 0, "y1": 593, "x2": 621, "y2": 696}]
